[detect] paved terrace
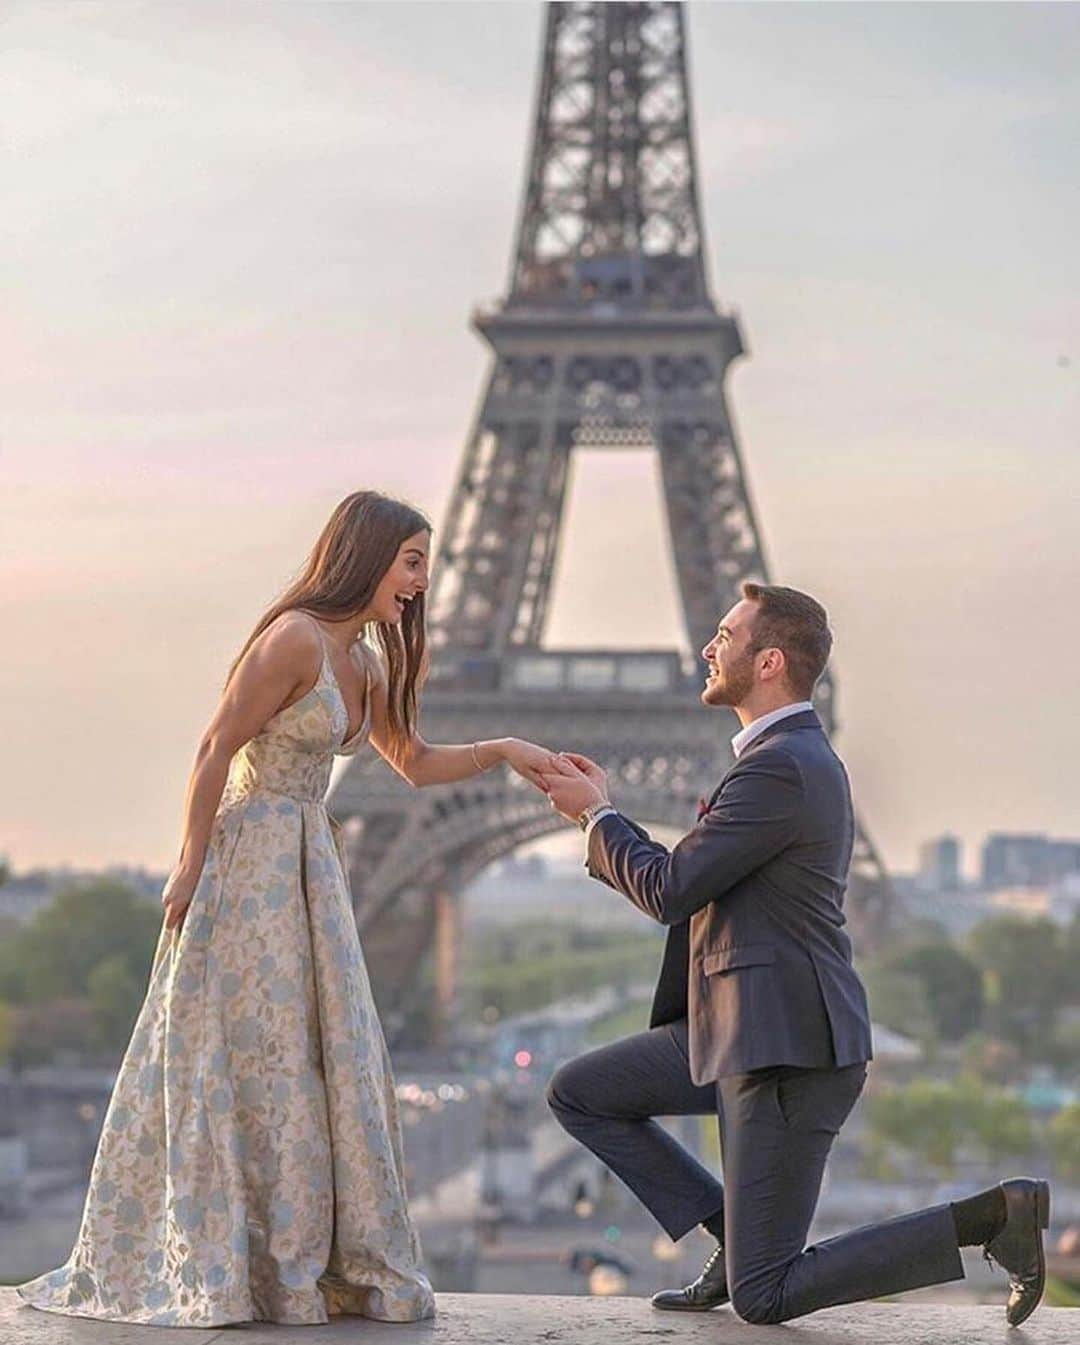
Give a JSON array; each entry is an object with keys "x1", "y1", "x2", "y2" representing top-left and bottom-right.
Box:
[{"x1": 2, "y1": 1291, "x2": 1076, "y2": 1344}]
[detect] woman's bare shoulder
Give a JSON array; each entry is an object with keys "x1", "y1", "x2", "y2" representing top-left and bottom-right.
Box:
[{"x1": 248, "y1": 609, "x2": 323, "y2": 678}]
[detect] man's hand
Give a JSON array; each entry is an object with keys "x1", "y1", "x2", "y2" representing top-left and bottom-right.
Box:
[
  {"x1": 540, "y1": 754, "x2": 609, "y2": 824},
  {"x1": 559, "y1": 752, "x2": 608, "y2": 791}
]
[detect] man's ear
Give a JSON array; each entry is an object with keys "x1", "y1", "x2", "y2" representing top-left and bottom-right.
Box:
[{"x1": 760, "y1": 648, "x2": 786, "y2": 683}]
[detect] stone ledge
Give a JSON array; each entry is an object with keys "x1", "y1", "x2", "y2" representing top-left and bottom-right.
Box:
[{"x1": 1, "y1": 1290, "x2": 1076, "y2": 1344}]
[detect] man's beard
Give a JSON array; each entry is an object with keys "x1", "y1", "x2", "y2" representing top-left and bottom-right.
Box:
[{"x1": 703, "y1": 650, "x2": 756, "y2": 707}]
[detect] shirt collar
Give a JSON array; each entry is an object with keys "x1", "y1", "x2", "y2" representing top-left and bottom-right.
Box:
[{"x1": 731, "y1": 701, "x2": 816, "y2": 758}]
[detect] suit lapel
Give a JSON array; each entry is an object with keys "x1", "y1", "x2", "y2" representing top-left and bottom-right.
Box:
[{"x1": 703, "y1": 709, "x2": 823, "y2": 813}]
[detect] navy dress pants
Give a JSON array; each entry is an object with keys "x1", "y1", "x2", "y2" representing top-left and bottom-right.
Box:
[{"x1": 546, "y1": 1019, "x2": 964, "y2": 1324}]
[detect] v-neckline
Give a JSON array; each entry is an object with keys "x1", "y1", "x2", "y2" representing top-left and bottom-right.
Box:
[
  {"x1": 320, "y1": 646, "x2": 369, "y2": 747},
  {"x1": 296, "y1": 611, "x2": 370, "y2": 746}
]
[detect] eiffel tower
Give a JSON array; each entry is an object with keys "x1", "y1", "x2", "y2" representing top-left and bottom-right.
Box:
[{"x1": 329, "y1": 0, "x2": 895, "y2": 1044}]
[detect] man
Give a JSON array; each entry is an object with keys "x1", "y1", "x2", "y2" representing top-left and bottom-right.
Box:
[{"x1": 540, "y1": 581, "x2": 1049, "y2": 1327}]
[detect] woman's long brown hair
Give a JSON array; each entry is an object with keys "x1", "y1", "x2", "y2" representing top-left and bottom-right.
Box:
[{"x1": 225, "y1": 491, "x2": 431, "y2": 766}]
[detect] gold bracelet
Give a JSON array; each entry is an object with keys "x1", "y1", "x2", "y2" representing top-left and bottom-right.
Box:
[{"x1": 471, "y1": 741, "x2": 487, "y2": 773}]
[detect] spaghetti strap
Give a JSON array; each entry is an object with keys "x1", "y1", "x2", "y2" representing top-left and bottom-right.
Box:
[
  {"x1": 290, "y1": 612, "x2": 370, "y2": 748},
  {"x1": 296, "y1": 609, "x2": 332, "y2": 659}
]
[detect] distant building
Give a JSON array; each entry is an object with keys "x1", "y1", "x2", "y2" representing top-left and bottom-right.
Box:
[
  {"x1": 917, "y1": 834, "x2": 961, "y2": 893},
  {"x1": 981, "y1": 833, "x2": 1080, "y2": 889},
  {"x1": 988, "y1": 886, "x2": 1056, "y2": 919},
  {"x1": 1051, "y1": 874, "x2": 1080, "y2": 924},
  {"x1": 0, "y1": 865, "x2": 165, "y2": 925},
  {"x1": 1050, "y1": 839, "x2": 1080, "y2": 882}
]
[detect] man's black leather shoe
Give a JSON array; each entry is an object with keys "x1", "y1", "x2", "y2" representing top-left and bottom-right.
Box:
[
  {"x1": 982, "y1": 1177, "x2": 1051, "y2": 1327},
  {"x1": 651, "y1": 1241, "x2": 729, "y2": 1311}
]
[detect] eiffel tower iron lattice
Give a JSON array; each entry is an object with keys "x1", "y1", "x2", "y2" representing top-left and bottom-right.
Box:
[{"x1": 329, "y1": 0, "x2": 896, "y2": 1045}]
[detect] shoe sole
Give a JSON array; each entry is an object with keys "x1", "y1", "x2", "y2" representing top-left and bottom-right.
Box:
[
  {"x1": 651, "y1": 1299, "x2": 728, "y2": 1312},
  {"x1": 1009, "y1": 1179, "x2": 1050, "y2": 1329}
]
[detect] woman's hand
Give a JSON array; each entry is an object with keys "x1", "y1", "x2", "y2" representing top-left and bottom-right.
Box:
[
  {"x1": 161, "y1": 863, "x2": 200, "y2": 933},
  {"x1": 499, "y1": 737, "x2": 559, "y2": 791}
]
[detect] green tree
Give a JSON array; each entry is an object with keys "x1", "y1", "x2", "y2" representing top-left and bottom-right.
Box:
[
  {"x1": 11, "y1": 997, "x2": 97, "y2": 1068},
  {"x1": 0, "y1": 913, "x2": 27, "y2": 1001},
  {"x1": 0, "y1": 1000, "x2": 15, "y2": 1064},
  {"x1": 0, "y1": 879, "x2": 160, "y2": 1005},
  {"x1": 865, "y1": 1079, "x2": 965, "y2": 1175},
  {"x1": 862, "y1": 966, "x2": 936, "y2": 1045},
  {"x1": 1049, "y1": 1103, "x2": 1080, "y2": 1180},
  {"x1": 967, "y1": 916, "x2": 1069, "y2": 1054},
  {"x1": 960, "y1": 1077, "x2": 1034, "y2": 1164},
  {"x1": 1046, "y1": 1018, "x2": 1080, "y2": 1074},
  {"x1": 1062, "y1": 914, "x2": 1080, "y2": 1006},
  {"x1": 961, "y1": 1032, "x2": 1022, "y2": 1086},
  {"x1": 88, "y1": 953, "x2": 143, "y2": 1051},
  {"x1": 884, "y1": 942, "x2": 984, "y2": 1041},
  {"x1": 865, "y1": 1077, "x2": 1034, "y2": 1176}
]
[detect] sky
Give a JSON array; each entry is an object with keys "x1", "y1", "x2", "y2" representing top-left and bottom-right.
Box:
[{"x1": 2, "y1": 2, "x2": 1078, "y2": 879}]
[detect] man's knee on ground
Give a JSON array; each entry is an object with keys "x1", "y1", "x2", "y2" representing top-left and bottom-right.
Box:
[{"x1": 731, "y1": 1280, "x2": 785, "y2": 1326}]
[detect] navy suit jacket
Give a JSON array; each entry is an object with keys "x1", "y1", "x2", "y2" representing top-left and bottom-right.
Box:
[{"x1": 586, "y1": 709, "x2": 874, "y2": 1084}]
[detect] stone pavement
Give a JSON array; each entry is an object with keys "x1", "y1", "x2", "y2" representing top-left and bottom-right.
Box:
[{"x1": 1, "y1": 1291, "x2": 1077, "y2": 1344}]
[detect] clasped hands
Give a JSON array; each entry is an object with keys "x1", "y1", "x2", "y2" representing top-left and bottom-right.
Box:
[
  {"x1": 539, "y1": 751, "x2": 610, "y2": 823},
  {"x1": 492, "y1": 738, "x2": 610, "y2": 822}
]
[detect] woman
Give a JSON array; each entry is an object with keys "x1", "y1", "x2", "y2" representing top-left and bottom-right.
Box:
[{"x1": 16, "y1": 490, "x2": 556, "y2": 1327}]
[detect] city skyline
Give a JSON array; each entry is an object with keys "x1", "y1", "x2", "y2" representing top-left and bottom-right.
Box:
[{"x1": 2, "y1": 2, "x2": 1078, "y2": 876}]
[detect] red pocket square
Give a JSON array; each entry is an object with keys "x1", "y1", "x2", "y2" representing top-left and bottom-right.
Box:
[{"x1": 696, "y1": 795, "x2": 710, "y2": 821}]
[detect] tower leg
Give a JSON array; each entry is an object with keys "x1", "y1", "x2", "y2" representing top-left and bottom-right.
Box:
[{"x1": 433, "y1": 887, "x2": 461, "y2": 1047}]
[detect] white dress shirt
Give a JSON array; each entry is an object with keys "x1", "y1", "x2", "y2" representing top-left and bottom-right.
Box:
[{"x1": 730, "y1": 700, "x2": 815, "y2": 758}]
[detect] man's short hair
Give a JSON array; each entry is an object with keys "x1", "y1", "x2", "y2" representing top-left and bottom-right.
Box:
[{"x1": 741, "y1": 581, "x2": 832, "y2": 699}]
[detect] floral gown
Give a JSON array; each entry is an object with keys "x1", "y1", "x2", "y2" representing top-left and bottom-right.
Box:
[{"x1": 16, "y1": 626, "x2": 436, "y2": 1326}]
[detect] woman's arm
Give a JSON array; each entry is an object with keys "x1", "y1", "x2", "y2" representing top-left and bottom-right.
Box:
[
  {"x1": 362, "y1": 645, "x2": 555, "y2": 789},
  {"x1": 162, "y1": 615, "x2": 321, "y2": 928}
]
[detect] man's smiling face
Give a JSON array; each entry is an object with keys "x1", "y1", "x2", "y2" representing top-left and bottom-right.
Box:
[{"x1": 700, "y1": 598, "x2": 760, "y2": 709}]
